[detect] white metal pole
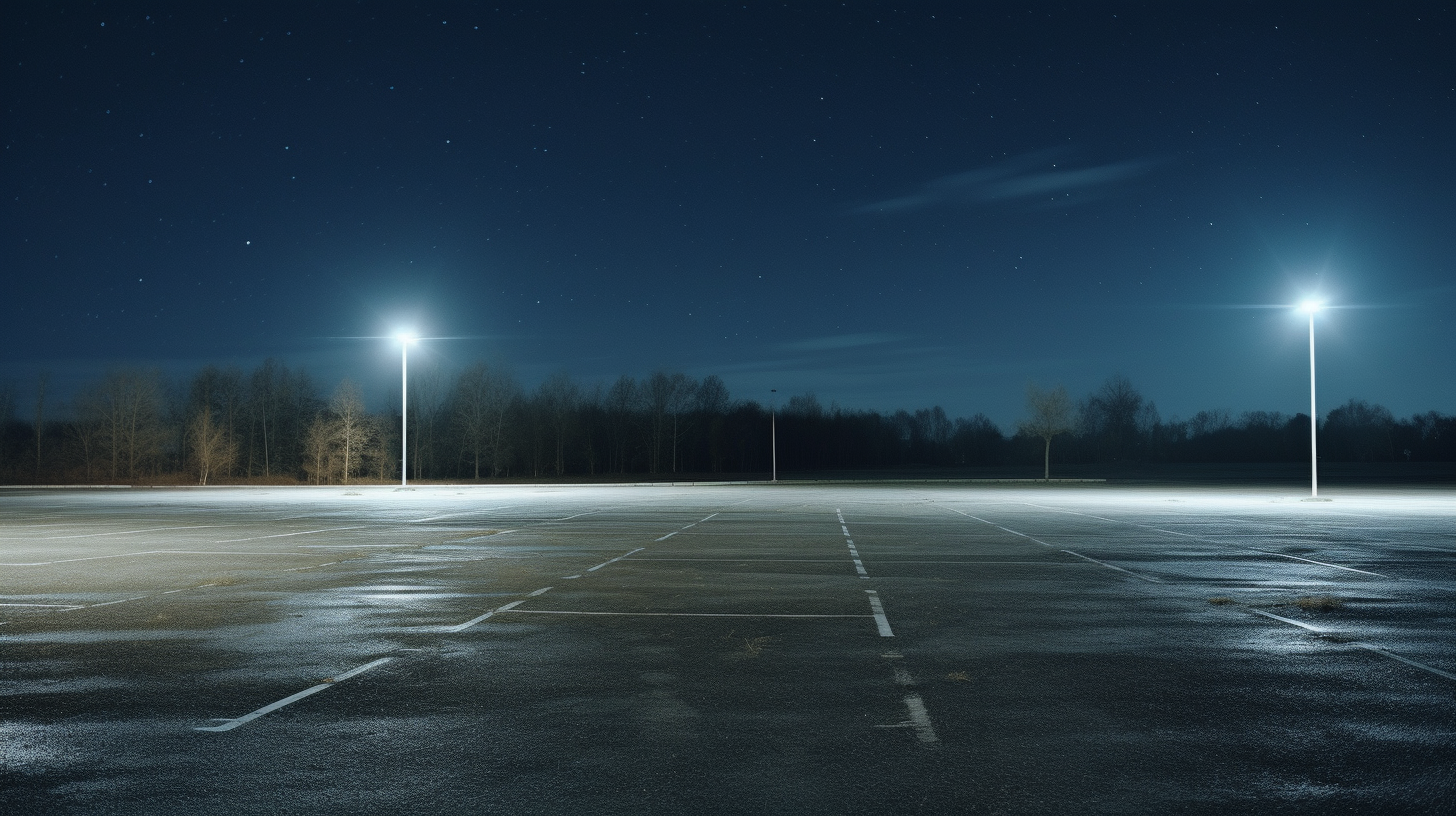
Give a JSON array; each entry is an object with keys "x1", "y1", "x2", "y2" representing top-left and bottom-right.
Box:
[
  {"x1": 401, "y1": 341, "x2": 409, "y2": 487},
  {"x1": 770, "y1": 389, "x2": 777, "y2": 483},
  {"x1": 1308, "y1": 311, "x2": 1317, "y2": 499}
]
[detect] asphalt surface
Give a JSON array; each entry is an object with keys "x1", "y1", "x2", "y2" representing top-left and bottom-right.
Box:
[{"x1": 1, "y1": 483, "x2": 1453, "y2": 814}]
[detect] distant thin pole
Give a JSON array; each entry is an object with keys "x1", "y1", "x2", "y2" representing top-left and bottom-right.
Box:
[
  {"x1": 1308, "y1": 311, "x2": 1317, "y2": 498},
  {"x1": 771, "y1": 388, "x2": 778, "y2": 483},
  {"x1": 401, "y1": 342, "x2": 409, "y2": 487}
]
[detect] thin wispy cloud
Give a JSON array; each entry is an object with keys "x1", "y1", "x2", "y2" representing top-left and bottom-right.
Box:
[
  {"x1": 779, "y1": 332, "x2": 900, "y2": 352},
  {"x1": 856, "y1": 150, "x2": 1163, "y2": 213}
]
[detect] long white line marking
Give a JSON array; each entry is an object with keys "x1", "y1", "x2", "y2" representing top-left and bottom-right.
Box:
[
  {"x1": 1244, "y1": 608, "x2": 1456, "y2": 681},
  {"x1": 0, "y1": 549, "x2": 324, "y2": 567},
  {"x1": 528, "y1": 586, "x2": 553, "y2": 596},
  {"x1": 587, "y1": 547, "x2": 645, "y2": 571},
  {"x1": 0, "y1": 602, "x2": 85, "y2": 608},
  {"x1": 444, "y1": 599, "x2": 527, "y2": 633},
  {"x1": 411, "y1": 506, "x2": 524, "y2": 523},
  {"x1": 1060, "y1": 550, "x2": 1162, "y2": 583},
  {"x1": 937, "y1": 506, "x2": 1058, "y2": 547},
  {"x1": 215, "y1": 526, "x2": 370, "y2": 543},
  {"x1": 1247, "y1": 607, "x2": 1323, "y2": 632},
  {"x1": 195, "y1": 657, "x2": 394, "y2": 732},
  {"x1": 1245, "y1": 549, "x2": 1388, "y2": 578},
  {"x1": 1013, "y1": 501, "x2": 1394, "y2": 578},
  {"x1": 500, "y1": 610, "x2": 871, "y2": 618},
  {"x1": 28, "y1": 525, "x2": 226, "y2": 541},
  {"x1": 655, "y1": 531, "x2": 679, "y2": 541},
  {"x1": 865, "y1": 590, "x2": 894, "y2": 637},
  {"x1": 903, "y1": 694, "x2": 939, "y2": 743},
  {"x1": 1352, "y1": 643, "x2": 1456, "y2": 681}
]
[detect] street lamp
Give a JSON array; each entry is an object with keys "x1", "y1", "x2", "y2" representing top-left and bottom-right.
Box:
[
  {"x1": 1297, "y1": 301, "x2": 1325, "y2": 500},
  {"x1": 770, "y1": 389, "x2": 778, "y2": 483},
  {"x1": 394, "y1": 332, "x2": 417, "y2": 487}
]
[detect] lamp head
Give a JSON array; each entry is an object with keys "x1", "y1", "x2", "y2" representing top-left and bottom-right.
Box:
[
  {"x1": 1297, "y1": 300, "x2": 1324, "y2": 315},
  {"x1": 394, "y1": 331, "x2": 417, "y2": 344}
]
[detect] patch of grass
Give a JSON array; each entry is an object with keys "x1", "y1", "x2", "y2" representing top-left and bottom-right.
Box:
[
  {"x1": 945, "y1": 671, "x2": 970, "y2": 682},
  {"x1": 1294, "y1": 595, "x2": 1345, "y2": 612},
  {"x1": 1208, "y1": 597, "x2": 1237, "y2": 606}
]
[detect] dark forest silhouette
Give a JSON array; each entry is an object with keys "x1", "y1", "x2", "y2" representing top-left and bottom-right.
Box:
[{"x1": 0, "y1": 363, "x2": 1452, "y2": 484}]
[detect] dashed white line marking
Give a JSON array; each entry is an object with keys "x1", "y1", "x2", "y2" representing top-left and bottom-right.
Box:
[
  {"x1": 1245, "y1": 608, "x2": 1456, "y2": 681},
  {"x1": 903, "y1": 694, "x2": 939, "y2": 743},
  {"x1": 1061, "y1": 550, "x2": 1162, "y2": 583},
  {"x1": 528, "y1": 586, "x2": 553, "y2": 596},
  {"x1": 215, "y1": 526, "x2": 370, "y2": 543},
  {"x1": 1248, "y1": 607, "x2": 1324, "y2": 632},
  {"x1": 1246, "y1": 549, "x2": 1389, "y2": 578},
  {"x1": 865, "y1": 590, "x2": 895, "y2": 637},
  {"x1": 562, "y1": 574, "x2": 582, "y2": 579},
  {"x1": 500, "y1": 610, "x2": 871, "y2": 619},
  {"x1": 1352, "y1": 643, "x2": 1456, "y2": 681},
  {"x1": 587, "y1": 547, "x2": 645, "y2": 571},
  {"x1": 655, "y1": 531, "x2": 679, "y2": 541},
  {"x1": 196, "y1": 657, "x2": 394, "y2": 732}
]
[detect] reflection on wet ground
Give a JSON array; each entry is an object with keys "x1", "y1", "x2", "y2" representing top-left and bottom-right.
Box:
[{"x1": 1, "y1": 483, "x2": 1452, "y2": 814}]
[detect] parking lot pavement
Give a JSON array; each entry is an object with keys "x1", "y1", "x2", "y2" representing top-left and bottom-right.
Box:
[{"x1": 2, "y1": 483, "x2": 1453, "y2": 814}]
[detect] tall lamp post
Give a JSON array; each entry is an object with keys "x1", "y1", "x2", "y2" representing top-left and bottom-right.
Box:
[
  {"x1": 770, "y1": 388, "x2": 778, "y2": 483},
  {"x1": 395, "y1": 332, "x2": 416, "y2": 486},
  {"x1": 1297, "y1": 301, "x2": 1323, "y2": 500}
]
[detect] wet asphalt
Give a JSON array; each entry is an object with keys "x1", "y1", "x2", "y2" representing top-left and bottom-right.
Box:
[{"x1": 1, "y1": 483, "x2": 1453, "y2": 814}]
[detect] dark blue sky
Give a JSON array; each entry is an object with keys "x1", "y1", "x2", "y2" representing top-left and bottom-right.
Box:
[{"x1": 5, "y1": 3, "x2": 1453, "y2": 427}]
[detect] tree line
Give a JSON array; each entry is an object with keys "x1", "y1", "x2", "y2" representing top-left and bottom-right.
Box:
[{"x1": 0, "y1": 364, "x2": 1451, "y2": 484}]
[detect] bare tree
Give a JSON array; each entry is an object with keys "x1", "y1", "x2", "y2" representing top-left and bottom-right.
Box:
[
  {"x1": 536, "y1": 371, "x2": 579, "y2": 476},
  {"x1": 188, "y1": 406, "x2": 237, "y2": 485},
  {"x1": 1018, "y1": 384, "x2": 1074, "y2": 480},
  {"x1": 33, "y1": 372, "x2": 48, "y2": 480},
  {"x1": 80, "y1": 369, "x2": 165, "y2": 480},
  {"x1": 408, "y1": 362, "x2": 445, "y2": 480},
  {"x1": 330, "y1": 380, "x2": 370, "y2": 484},
  {"x1": 302, "y1": 412, "x2": 334, "y2": 484}
]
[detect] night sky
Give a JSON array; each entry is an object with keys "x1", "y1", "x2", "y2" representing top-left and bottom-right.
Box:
[{"x1": 5, "y1": 3, "x2": 1454, "y2": 427}]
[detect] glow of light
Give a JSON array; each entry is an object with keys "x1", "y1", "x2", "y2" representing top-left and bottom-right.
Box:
[
  {"x1": 1298, "y1": 299, "x2": 1324, "y2": 314},
  {"x1": 394, "y1": 331, "x2": 417, "y2": 344}
]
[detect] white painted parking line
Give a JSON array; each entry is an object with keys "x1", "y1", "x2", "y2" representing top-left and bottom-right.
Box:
[
  {"x1": 500, "y1": 609, "x2": 872, "y2": 619},
  {"x1": 411, "y1": 507, "x2": 524, "y2": 523},
  {"x1": 655, "y1": 531, "x2": 679, "y2": 541},
  {"x1": 196, "y1": 656, "x2": 395, "y2": 732},
  {"x1": 937, "y1": 507, "x2": 1058, "y2": 547},
  {"x1": 444, "y1": 599, "x2": 527, "y2": 633},
  {"x1": 0, "y1": 602, "x2": 85, "y2": 608},
  {"x1": 1245, "y1": 608, "x2": 1456, "y2": 680},
  {"x1": 1247, "y1": 607, "x2": 1324, "y2": 632},
  {"x1": 865, "y1": 590, "x2": 895, "y2": 637},
  {"x1": 903, "y1": 694, "x2": 939, "y2": 744},
  {"x1": 528, "y1": 586, "x2": 553, "y2": 596},
  {"x1": 1246, "y1": 549, "x2": 1389, "y2": 578},
  {"x1": 1060, "y1": 549, "x2": 1162, "y2": 583},
  {"x1": 837, "y1": 511, "x2": 870, "y2": 578},
  {"x1": 1015, "y1": 502, "x2": 1396, "y2": 578},
  {"x1": 19, "y1": 525, "x2": 227, "y2": 541},
  {"x1": 1352, "y1": 643, "x2": 1456, "y2": 681},
  {"x1": 215, "y1": 526, "x2": 370, "y2": 543},
  {"x1": 0, "y1": 549, "x2": 325, "y2": 567},
  {"x1": 587, "y1": 547, "x2": 645, "y2": 571}
]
